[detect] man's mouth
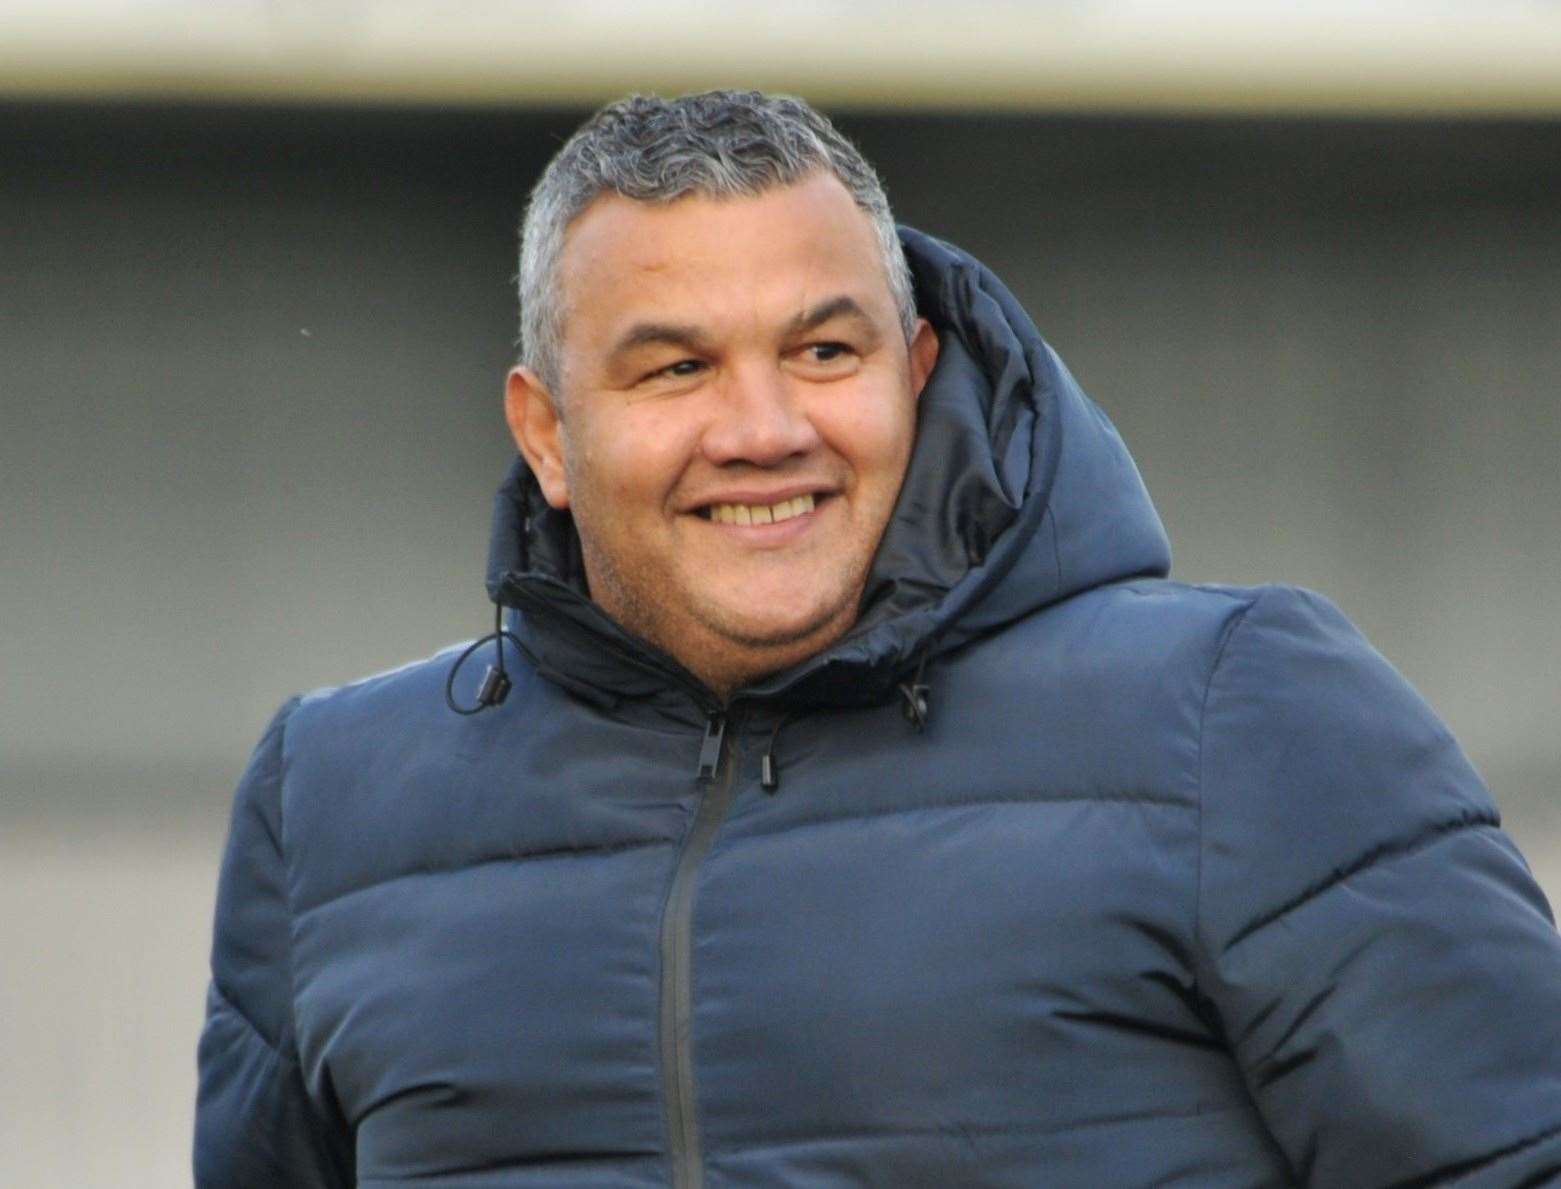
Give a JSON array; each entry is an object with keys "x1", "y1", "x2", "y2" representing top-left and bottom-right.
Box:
[{"x1": 701, "y1": 492, "x2": 817, "y2": 525}]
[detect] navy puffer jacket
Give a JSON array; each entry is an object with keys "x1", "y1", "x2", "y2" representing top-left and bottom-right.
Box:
[{"x1": 196, "y1": 230, "x2": 1561, "y2": 1187}]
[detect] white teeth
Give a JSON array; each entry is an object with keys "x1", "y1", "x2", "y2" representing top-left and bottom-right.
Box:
[{"x1": 706, "y1": 492, "x2": 817, "y2": 525}]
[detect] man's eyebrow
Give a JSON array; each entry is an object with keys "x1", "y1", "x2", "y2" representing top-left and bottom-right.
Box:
[
  {"x1": 607, "y1": 295, "x2": 876, "y2": 362},
  {"x1": 608, "y1": 321, "x2": 714, "y2": 361},
  {"x1": 786, "y1": 295, "x2": 876, "y2": 336}
]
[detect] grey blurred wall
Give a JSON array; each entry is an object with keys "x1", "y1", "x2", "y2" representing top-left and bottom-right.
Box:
[{"x1": 3, "y1": 104, "x2": 1559, "y2": 1184}]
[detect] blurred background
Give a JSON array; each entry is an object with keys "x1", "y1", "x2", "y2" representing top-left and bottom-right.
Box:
[{"x1": 3, "y1": 1, "x2": 1559, "y2": 1183}]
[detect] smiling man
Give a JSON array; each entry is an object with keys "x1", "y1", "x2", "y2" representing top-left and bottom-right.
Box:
[
  {"x1": 196, "y1": 92, "x2": 1561, "y2": 1187},
  {"x1": 506, "y1": 172, "x2": 938, "y2": 698}
]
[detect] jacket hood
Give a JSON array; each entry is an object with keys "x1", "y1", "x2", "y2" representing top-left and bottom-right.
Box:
[{"x1": 484, "y1": 227, "x2": 1170, "y2": 711}]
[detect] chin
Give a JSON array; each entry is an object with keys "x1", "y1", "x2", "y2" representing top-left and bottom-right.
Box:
[{"x1": 706, "y1": 596, "x2": 852, "y2": 653}]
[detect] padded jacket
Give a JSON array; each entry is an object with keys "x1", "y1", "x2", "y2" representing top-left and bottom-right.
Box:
[{"x1": 196, "y1": 229, "x2": 1561, "y2": 1187}]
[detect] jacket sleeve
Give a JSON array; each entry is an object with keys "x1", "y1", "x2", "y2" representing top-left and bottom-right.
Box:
[
  {"x1": 1195, "y1": 585, "x2": 1561, "y2": 1188},
  {"x1": 194, "y1": 697, "x2": 354, "y2": 1187}
]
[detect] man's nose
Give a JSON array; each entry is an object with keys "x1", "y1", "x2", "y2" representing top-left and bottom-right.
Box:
[{"x1": 700, "y1": 362, "x2": 822, "y2": 466}]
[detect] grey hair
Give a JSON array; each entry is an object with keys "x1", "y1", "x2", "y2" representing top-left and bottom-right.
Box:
[{"x1": 517, "y1": 90, "x2": 917, "y2": 395}]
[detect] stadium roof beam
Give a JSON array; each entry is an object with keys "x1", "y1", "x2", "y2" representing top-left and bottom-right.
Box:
[{"x1": 5, "y1": 1, "x2": 1561, "y2": 116}]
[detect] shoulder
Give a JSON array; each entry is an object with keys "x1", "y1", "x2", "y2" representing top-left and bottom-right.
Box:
[
  {"x1": 938, "y1": 578, "x2": 1483, "y2": 808},
  {"x1": 1194, "y1": 583, "x2": 1500, "y2": 944},
  {"x1": 290, "y1": 639, "x2": 478, "y2": 733},
  {"x1": 1198, "y1": 580, "x2": 1478, "y2": 800},
  {"x1": 281, "y1": 633, "x2": 549, "y2": 753},
  {"x1": 945, "y1": 577, "x2": 1264, "y2": 730},
  {"x1": 929, "y1": 578, "x2": 1262, "y2": 805},
  {"x1": 267, "y1": 637, "x2": 542, "y2": 825},
  {"x1": 247, "y1": 637, "x2": 555, "y2": 911},
  {"x1": 990, "y1": 577, "x2": 1443, "y2": 743}
]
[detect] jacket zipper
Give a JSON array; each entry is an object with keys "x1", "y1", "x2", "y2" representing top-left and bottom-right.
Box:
[{"x1": 660, "y1": 711, "x2": 738, "y2": 1189}]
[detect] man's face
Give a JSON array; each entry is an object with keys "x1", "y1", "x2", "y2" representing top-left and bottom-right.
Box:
[{"x1": 506, "y1": 171, "x2": 939, "y2": 697}]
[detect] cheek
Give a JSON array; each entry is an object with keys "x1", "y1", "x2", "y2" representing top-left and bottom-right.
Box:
[
  {"x1": 567, "y1": 408, "x2": 692, "y2": 510},
  {"x1": 817, "y1": 389, "x2": 917, "y2": 477}
]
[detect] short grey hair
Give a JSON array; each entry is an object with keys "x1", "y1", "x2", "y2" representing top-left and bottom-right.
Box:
[{"x1": 518, "y1": 90, "x2": 918, "y2": 395}]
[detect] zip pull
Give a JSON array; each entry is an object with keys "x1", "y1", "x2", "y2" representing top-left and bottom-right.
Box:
[
  {"x1": 696, "y1": 712, "x2": 727, "y2": 782},
  {"x1": 759, "y1": 708, "x2": 801, "y2": 794}
]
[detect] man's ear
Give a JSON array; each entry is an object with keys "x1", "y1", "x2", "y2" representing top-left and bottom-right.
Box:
[
  {"x1": 908, "y1": 317, "x2": 940, "y2": 399},
  {"x1": 504, "y1": 366, "x2": 571, "y2": 510}
]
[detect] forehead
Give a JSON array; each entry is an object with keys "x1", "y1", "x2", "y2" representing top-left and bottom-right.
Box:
[{"x1": 555, "y1": 172, "x2": 893, "y2": 353}]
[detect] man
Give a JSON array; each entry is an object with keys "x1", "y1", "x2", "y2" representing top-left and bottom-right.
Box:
[{"x1": 196, "y1": 91, "x2": 1561, "y2": 1187}]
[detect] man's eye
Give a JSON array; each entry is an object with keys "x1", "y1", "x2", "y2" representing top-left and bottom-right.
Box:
[
  {"x1": 652, "y1": 359, "x2": 704, "y2": 380},
  {"x1": 805, "y1": 342, "x2": 852, "y2": 363}
]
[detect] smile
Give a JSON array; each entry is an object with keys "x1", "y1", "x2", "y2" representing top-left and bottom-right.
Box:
[{"x1": 703, "y1": 493, "x2": 817, "y2": 525}]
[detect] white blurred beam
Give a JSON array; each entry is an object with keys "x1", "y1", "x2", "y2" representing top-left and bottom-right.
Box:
[{"x1": 3, "y1": 1, "x2": 1561, "y2": 114}]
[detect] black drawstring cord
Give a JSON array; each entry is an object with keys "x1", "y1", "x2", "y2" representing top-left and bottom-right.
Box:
[
  {"x1": 445, "y1": 603, "x2": 521, "y2": 715},
  {"x1": 760, "y1": 709, "x2": 803, "y2": 793},
  {"x1": 898, "y1": 653, "x2": 932, "y2": 732}
]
